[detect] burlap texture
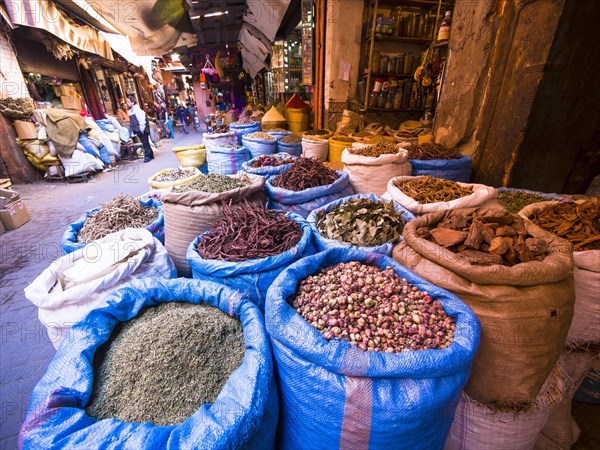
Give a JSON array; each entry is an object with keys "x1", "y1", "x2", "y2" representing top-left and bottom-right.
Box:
[
  {"x1": 161, "y1": 174, "x2": 266, "y2": 276},
  {"x1": 393, "y1": 207, "x2": 575, "y2": 408}
]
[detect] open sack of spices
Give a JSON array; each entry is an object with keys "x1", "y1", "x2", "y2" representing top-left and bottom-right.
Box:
[
  {"x1": 241, "y1": 153, "x2": 297, "y2": 176},
  {"x1": 405, "y1": 142, "x2": 472, "y2": 183},
  {"x1": 494, "y1": 187, "x2": 568, "y2": 214},
  {"x1": 392, "y1": 207, "x2": 575, "y2": 409},
  {"x1": 521, "y1": 198, "x2": 600, "y2": 347},
  {"x1": 264, "y1": 157, "x2": 354, "y2": 218},
  {"x1": 26, "y1": 229, "x2": 176, "y2": 350},
  {"x1": 230, "y1": 120, "x2": 261, "y2": 145},
  {"x1": 206, "y1": 143, "x2": 250, "y2": 175},
  {"x1": 19, "y1": 278, "x2": 278, "y2": 449},
  {"x1": 277, "y1": 133, "x2": 302, "y2": 156},
  {"x1": 384, "y1": 175, "x2": 497, "y2": 215},
  {"x1": 61, "y1": 195, "x2": 164, "y2": 255},
  {"x1": 187, "y1": 201, "x2": 314, "y2": 312},
  {"x1": 202, "y1": 129, "x2": 237, "y2": 150},
  {"x1": 341, "y1": 140, "x2": 411, "y2": 195},
  {"x1": 161, "y1": 173, "x2": 266, "y2": 277},
  {"x1": 147, "y1": 167, "x2": 202, "y2": 190},
  {"x1": 307, "y1": 194, "x2": 415, "y2": 255},
  {"x1": 242, "y1": 132, "x2": 278, "y2": 159},
  {"x1": 172, "y1": 145, "x2": 206, "y2": 168},
  {"x1": 265, "y1": 248, "x2": 480, "y2": 449}
]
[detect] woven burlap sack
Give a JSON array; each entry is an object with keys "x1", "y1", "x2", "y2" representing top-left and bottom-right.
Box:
[
  {"x1": 161, "y1": 173, "x2": 266, "y2": 277},
  {"x1": 521, "y1": 200, "x2": 600, "y2": 346},
  {"x1": 393, "y1": 207, "x2": 575, "y2": 408},
  {"x1": 534, "y1": 350, "x2": 595, "y2": 450}
]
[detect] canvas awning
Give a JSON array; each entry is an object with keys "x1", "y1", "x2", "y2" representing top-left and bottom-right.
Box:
[{"x1": 5, "y1": 0, "x2": 113, "y2": 60}]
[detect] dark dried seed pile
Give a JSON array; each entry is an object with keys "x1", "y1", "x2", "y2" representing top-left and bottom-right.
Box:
[
  {"x1": 86, "y1": 302, "x2": 245, "y2": 426},
  {"x1": 77, "y1": 194, "x2": 158, "y2": 243},
  {"x1": 271, "y1": 157, "x2": 339, "y2": 191}
]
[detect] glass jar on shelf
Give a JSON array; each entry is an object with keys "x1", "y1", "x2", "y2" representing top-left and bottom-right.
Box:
[
  {"x1": 379, "y1": 54, "x2": 389, "y2": 74},
  {"x1": 391, "y1": 7, "x2": 403, "y2": 37}
]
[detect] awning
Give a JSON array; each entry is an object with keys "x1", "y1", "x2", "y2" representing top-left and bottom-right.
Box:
[
  {"x1": 5, "y1": 0, "x2": 113, "y2": 60},
  {"x1": 243, "y1": 0, "x2": 291, "y2": 42},
  {"x1": 100, "y1": 32, "x2": 158, "y2": 83},
  {"x1": 84, "y1": 0, "x2": 197, "y2": 56},
  {"x1": 238, "y1": 26, "x2": 269, "y2": 78}
]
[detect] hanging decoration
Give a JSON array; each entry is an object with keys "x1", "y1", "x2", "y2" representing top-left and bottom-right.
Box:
[{"x1": 43, "y1": 37, "x2": 75, "y2": 61}]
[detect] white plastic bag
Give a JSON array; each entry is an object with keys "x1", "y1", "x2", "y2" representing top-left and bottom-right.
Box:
[
  {"x1": 384, "y1": 175, "x2": 497, "y2": 215},
  {"x1": 24, "y1": 229, "x2": 176, "y2": 349},
  {"x1": 59, "y1": 149, "x2": 104, "y2": 177},
  {"x1": 341, "y1": 145, "x2": 411, "y2": 195}
]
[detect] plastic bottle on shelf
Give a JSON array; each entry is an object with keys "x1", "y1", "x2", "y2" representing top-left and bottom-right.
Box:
[
  {"x1": 393, "y1": 81, "x2": 404, "y2": 110},
  {"x1": 373, "y1": 78, "x2": 384, "y2": 92},
  {"x1": 386, "y1": 77, "x2": 397, "y2": 109},
  {"x1": 437, "y1": 11, "x2": 452, "y2": 41},
  {"x1": 369, "y1": 90, "x2": 379, "y2": 108}
]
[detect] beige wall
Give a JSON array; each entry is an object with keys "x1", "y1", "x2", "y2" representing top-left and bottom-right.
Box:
[
  {"x1": 0, "y1": 33, "x2": 29, "y2": 99},
  {"x1": 324, "y1": 0, "x2": 364, "y2": 125}
]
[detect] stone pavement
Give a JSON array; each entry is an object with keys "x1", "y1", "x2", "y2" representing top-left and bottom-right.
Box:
[{"x1": 0, "y1": 130, "x2": 203, "y2": 449}]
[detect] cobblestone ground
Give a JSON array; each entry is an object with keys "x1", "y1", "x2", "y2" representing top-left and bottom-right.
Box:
[{"x1": 0, "y1": 130, "x2": 203, "y2": 449}]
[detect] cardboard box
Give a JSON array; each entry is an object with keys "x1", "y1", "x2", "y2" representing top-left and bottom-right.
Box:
[
  {"x1": 55, "y1": 84, "x2": 76, "y2": 97},
  {"x1": 13, "y1": 120, "x2": 38, "y2": 140},
  {"x1": 0, "y1": 199, "x2": 30, "y2": 231},
  {"x1": 60, "y1": 95, "x2": 82, "y2": 111},
  {"x1": 0, "y1": 188, "x2": 19, "y2": 209},
  {"x1": 0, "y1": 219, "x2": 5, "y2": 235}
]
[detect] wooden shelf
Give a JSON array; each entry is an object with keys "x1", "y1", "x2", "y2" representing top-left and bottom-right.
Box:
[
  {"x1": 376, "y1": 0, "x2": 446, "y2": 8},
  {"x1": 365, "y1": 107, "x2": 424, "y2": 112},
  {"x1": 432, "y1": 40, "x2": 448, "y2": 48},
  {"x1": 363, "y1": 72, "x2": 415, "y2": 78},
  {"x1": 368, "y1": 35, "x2": 432, "y2": 45}
]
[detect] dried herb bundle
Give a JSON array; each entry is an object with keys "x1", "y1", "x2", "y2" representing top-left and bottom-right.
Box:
[
  {"x1": 173, "y1": 174, "x2": 250, "y2": 193},
  {"x1": 498, "y1": 191, "x2": 548, "y2": 214},
  {"x1": 271, "y1": 157, "x2": 339, "y2": 191},
  {"x1": 349, "y1": 140, "x2": 399, "y2": 157},
  {"x1": 86, "y1": 302, "x2": 245, "y2": 426},
  {"x1": 0, "y1": 97, "x2": 35, "y2": 120},
  {"x1": 210, "y1": 124, "x2": 229, "y2": 133},
  {"x1": 399, "y1": 176, "x2": 473, "y2": 204},
  {"x1": 280, "y1": 134, "x2": 302, "y2": 144},
  {"x1": 530, "y1": 197, "x2": 600, "y2": 251},
  {"x1": 77, "y1": 195, "x2": 158, "y2": 243},
  {"x1": 420, "y1": 210, "x2": 549, "y2": 266},
  {"x1": 196, "y1": 201, "x2": 302, "y2": 261},
  {"x1": 406, "y1": 143, "x2": 461, "y2": 160},
  {"x1": 245, "y1": 131, "x2": 276, "y2": 141},
  {"x1": 250, "y1": 155, "x2": 295, "y2": 168},
  {"x1": 153, "y1": 168, "x2": 197, "y2": 183},
  {"x1": 316, "y1": 198, "x2": 405, "y2": 246}
]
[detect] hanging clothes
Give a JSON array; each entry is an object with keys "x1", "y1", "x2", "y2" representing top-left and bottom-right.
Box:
[{"x1": 79, "y1": 65, "x2": 106, "y2": 121}]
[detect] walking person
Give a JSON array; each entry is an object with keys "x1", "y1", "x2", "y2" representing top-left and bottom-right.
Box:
[
  {"x1": 126, "y1": 96, "x2": 154, "y2": 162},
  {"x1": 154, "y1": 102, "x2": 170, "y2": 138},
  {"x1": 176, "y1": 104, "x2": 189, "y2": 134}
]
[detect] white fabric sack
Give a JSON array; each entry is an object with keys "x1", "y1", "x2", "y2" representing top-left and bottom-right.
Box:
[
  {"x1": 384, "y1": 175, "x2": 497, "y2": 215},
  {"x1": 302, "y1": 137, "x2": 329, "y2": 162},
  {"x1": 444, "y1": 359, "x2": 568, "y2": 450},
  {"x1": 47, "y1": 140, "x2": 57, "y2": 157},
  {"x1": 24, "y1": 228, "x2": 176, "y2": 349},
  {"x1": 84, "y1": 117, "x2": 120, "y2": 157},
  {"x1": 535, "y1": 351, "x2": 595, "y2": 450},
  {"x1": 203, "y1": 131, "x2": 238, "y2": 150},
  {"x1": 341, "y1": 145, "x2": 411, "y2": 196},
  {"x1": 60, "y1": 149, "x2": 104, "y2": 177}
]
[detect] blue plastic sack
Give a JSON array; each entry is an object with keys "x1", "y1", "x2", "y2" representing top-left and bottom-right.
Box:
[
  {"x1": 95, "y1": 119, "x2": 115, "y2": 133},
  {"x1": 19, "y1": 278, "x2": 279, "y2": 450},
  {"x1": 277, "y1": 140, "x2": 302, "y2": 157},
  {"x1": 265, "y1": 170, "x2": 355, "y2": 219},
  {"x1": 410, "y1": 155, "x2": 472, "y2": 183},
  {"x1": 265, "y1": 248, "x2": 480, "y2": 450},
  {"x1": 266, "y1": 130, "x2": 292, "y2": 141},
  {"x1": 206, "y1": 145, "x2": 251, "y2": 175},
  {"x1": 242, "y1": 135, "x2": 278, "y2": 159},
  {"x1": 187, "y1": 212, "x2": 314, "y2": 313},
  {"x1": 241, "y1": 153, "x2": 298, "y2": 177},
  {"x1": 307, "y1": 193, "x2": 416, "y2": 255},
  {"x1": 230, "y1": 122, "x2": 260, "y2": 145},
  {"x1": 61, "y1": 198, "x2": 165, "y2": 255},
  {"x1": 574, "y1": 368, "x2": 600, "y2": 404}
]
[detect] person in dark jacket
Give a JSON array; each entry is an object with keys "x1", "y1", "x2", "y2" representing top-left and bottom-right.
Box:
[
  {"x1": 176, "y1": 105, "x2": 189, "y2": 134},
  {"x1": 126, "y1": 96, "x2": 154, "y2": 162},
  {"x1": 154, "y1": 102, "x2": 170, "y2": 138}
]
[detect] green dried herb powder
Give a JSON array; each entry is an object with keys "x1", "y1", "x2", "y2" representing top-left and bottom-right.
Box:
[
  {"x1": 86, "y1": 302, "x2": 245, "y2": 426},
  {"x1": 316, "y1": 198, "x2": 405, "y2": 247}
]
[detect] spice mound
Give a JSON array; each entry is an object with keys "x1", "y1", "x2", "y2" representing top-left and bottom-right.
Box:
[
  {"x1": 398, "y1": 176, "x2": 473, "y2": 204},
  {"x1": 420, "y1": 210, "x2": 550, "y2": 266},
  {"x1": 530, "y1": 197, "x2": 600, "y2": 251},
  {"x1": 291, "y1": 261, "x2": 455, "y2": 352},
  {"x1": 197, "y1": 201, "x2": 302, "y2": 261},
  {"x1": 77, "y1": 194, "x2": 158, "y2": 243},
  {"x1": 86, "y1": 302, "x2": 245, "y2": 426},
  {"x1": 349, "y1": 140, "x2": 399, "y2": 157},
  {"x1": 316, "y1": 198, "x2": 405, "y2": 247},
  {"x1": 245, "y1": 131, "x2": 276, "y2": 141},
  {"x1": 304, "y1": 129, "x2": 330, "y2": 137},
  {"x1": 153, "y1": 168, "x2": 197, "y2": 183},
  {"x1": 173, "y1": 174, "x2": 250, "y2": 193},
  {"x1": 406, "y1": 142, "x2": 461, "y2": 160},
  {"x1": 271, "y1": 157, "x2": 339, "y2": 191},
  {"x1": 280, "y1": 134, "x2": 302, "y2": 144},
  {"x1": 497, "y1": 191, "x2": 548, "y2": 214},
  {"x1": 250, "y1": 155, "x2": 295, "y2": 168}
]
